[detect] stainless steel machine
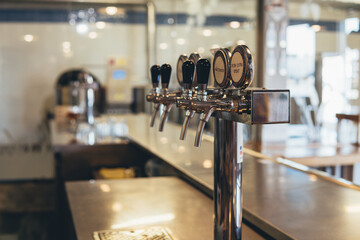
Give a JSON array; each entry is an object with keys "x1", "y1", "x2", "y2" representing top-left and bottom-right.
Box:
[
  {"x1": 146, "y1": 45, "x2": 290, "y2": 240},
  {"x1": 55, "y1": 69, "x2": 102, "y2": 127}
]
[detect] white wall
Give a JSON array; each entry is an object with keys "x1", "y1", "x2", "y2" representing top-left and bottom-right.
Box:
[
  {"x1": 0, "y1": 0, "x2": 359, "y2": 179},
  {"x1": 0, "y1": 0, "x2": 257, "y2": 144},
  {"x1": 0, "y1": 0, "x2": 257, "y2": 179},
  {"x1": 0, "y1": 0, "x2": 359, "y2": 144},
  {"x1": 0, "y1": 23, "x2": 147, "y2": 143}
]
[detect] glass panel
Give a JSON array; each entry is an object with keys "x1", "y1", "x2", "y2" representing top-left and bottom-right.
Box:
[
  {"x1": 286, "y1": 0, "x2": 360, "y2": 184},
  {"x1": 152, "y1": 0, "x2": 257, "y2": 136},
  {"x1": 287, "y1": 0, "x2": 360, "y2": 143},
  {"x1": 155, "y1": 0, "x2": 257, "y2": 88}
]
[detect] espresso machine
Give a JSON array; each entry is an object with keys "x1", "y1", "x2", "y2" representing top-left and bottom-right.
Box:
[
  {"x1": 55, "y1": 69, "x2": 102, "y2": 127},
  {"x1": 146, "y1": 45, "x2": 290, "y2": 240}
]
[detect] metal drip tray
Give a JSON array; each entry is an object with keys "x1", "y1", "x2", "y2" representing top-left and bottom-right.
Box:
[{"x1": 93, "y1": 227, "x2": 174, "y2": 240}]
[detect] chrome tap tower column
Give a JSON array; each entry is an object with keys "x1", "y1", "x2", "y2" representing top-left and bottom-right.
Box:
[
  {"x1": 214, "y1": 119, "x2": 243, "y2": 239},
  {"x1": 146, "y1": 46, "x2": 290, "y2": 240}
]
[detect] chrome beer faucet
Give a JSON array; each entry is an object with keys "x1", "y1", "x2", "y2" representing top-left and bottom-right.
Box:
[
  {"x1": 146, "y1": 45, "x2": 290, "y2": 240},
  {"x1": 177, "y1": 60, "x2": 196, "y2": 140},
  {"x1": 180, "y1": 46, "x2": 260, "y2": 147},
  {"x1": 147, "y1": 63, "x2": 181, "y2": 130},
  {"x1": 176, "y1": 53, "x2": 202, "y2": 139},
  {"x1": 158, "y1": 64, "x2": 182, "y2": 132},
  {"x1": 177, "y1": 57, "x2": 233, "y2": 147},
  {"x1": 192, "y1": 59, "x2": 236, "y2": 147},
  {"x1": 146, "y1": 65, "x2": 161, "y2": 127}
]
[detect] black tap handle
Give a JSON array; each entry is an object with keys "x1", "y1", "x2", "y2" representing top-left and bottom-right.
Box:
[
  {"x1": 182, "y1": 60, "x2": 195, "y2": 90},
  {"x1": 160, "y1": 64, "x2": 172, "y2": 89},
  {"x1": 196, "y1": 59, "x2": 211, "y2": 89},
  {"x1": 150, "y1": 65, "x2": 161, "y2": 88}
]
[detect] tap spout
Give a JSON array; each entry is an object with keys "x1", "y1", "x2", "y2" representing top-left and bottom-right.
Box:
[
  {"x1": 180, "y1": 110, "x2": 195, "y2": 140},
  {"x1": 150, "y1": 103, "x2": 160, "y2": 127},
  {"x1": 158, "y1": 103, "x2": 174, "y2": 132},
  {"x1": 194, "y1": 107, "x2": 216, "y2": 147}
]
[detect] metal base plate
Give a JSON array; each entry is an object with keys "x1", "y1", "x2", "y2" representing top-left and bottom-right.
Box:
[{"x1": 93, "y1": 227, "x2": 174, "y2": 240}]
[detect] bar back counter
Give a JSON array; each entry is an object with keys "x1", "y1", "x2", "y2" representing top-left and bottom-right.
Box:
[{"x1": 52, "y1": 114, "x2": 360, "y2": 240}]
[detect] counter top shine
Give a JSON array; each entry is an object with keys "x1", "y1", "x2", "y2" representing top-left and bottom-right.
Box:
[{"x1": 56, "y1": 113, "x2": 360, "y2": 240}]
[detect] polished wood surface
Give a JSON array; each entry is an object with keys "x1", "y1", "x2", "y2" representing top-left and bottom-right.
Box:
[
  {"x1": 336, "y1": 113, "x2": 360, "y2": 122},
  {"x1": 336, "y1": 112, "x2": 360, "y2": 146},
  {"x1": 66, "y1": 177, "x2": 265, "y2": 240}
]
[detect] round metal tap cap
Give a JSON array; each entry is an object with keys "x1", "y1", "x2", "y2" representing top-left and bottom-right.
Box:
[
  {"x1": 230, "y1": 45, "x2": 254, "y2": 89},
  {"x1": 213, "y1": 48, "x2": 231, "y2": 88}
]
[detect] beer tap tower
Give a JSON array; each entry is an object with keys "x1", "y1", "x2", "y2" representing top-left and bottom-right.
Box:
[{"x1": 147, "y1": 45, "x2": 290, "y2": 240}]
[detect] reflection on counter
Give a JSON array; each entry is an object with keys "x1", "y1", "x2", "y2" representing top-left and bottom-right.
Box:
[
  {"x1": 75, "y1": 116, "x2": 129, "y2": 144},
  {"x1": 110, "y1": 213, "x2": 175, "y2": 230},
  {"x1": 52, "y1": 113, "x2": 360, "y2": 240},
  {"x1": 53, "y1": 115, "x2": 130, "y2": 145}
]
